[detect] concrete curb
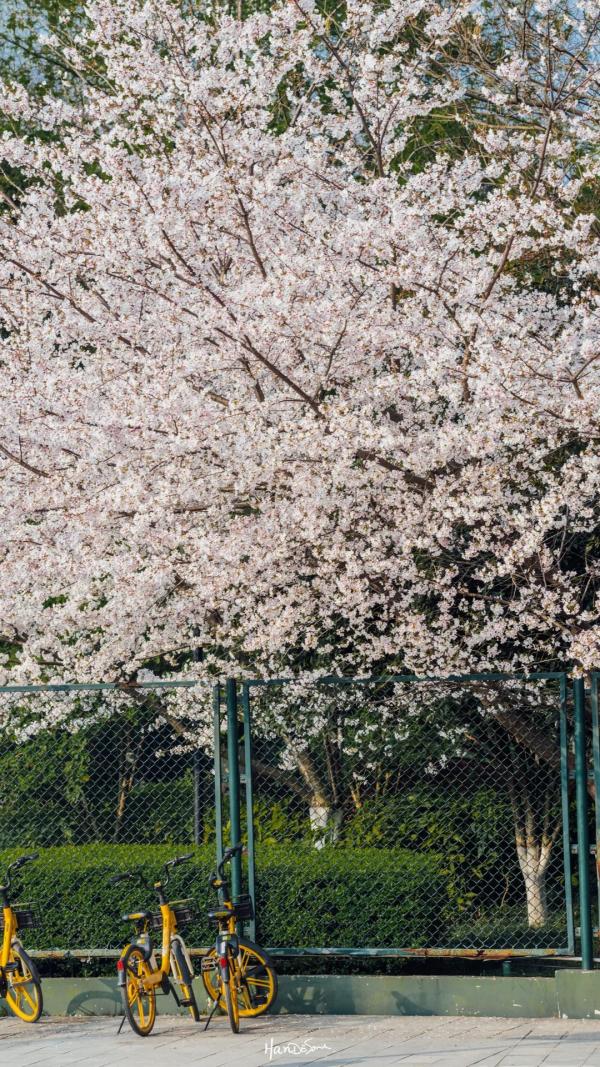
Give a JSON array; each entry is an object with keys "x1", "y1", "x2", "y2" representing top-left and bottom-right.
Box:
[{"x1": 3, "y1": 971, "x2": 600, "y2": 1020}]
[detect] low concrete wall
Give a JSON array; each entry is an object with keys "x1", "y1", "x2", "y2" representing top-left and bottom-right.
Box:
[
  {"x1": 275, "y1": 974, "x2": 559, "y2": 1018},
  {"x1": 3, "y1": 971, "x2": 600, "y2": 1020},
  {"x1": 554, "y1": 971, "x2": 600, "y2": 1020}
]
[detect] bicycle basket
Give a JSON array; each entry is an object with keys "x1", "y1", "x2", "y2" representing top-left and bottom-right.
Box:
[
  {"x1": 151, "y1": 912, "x2": 164, "y2": 930},
  {"x1": 12, "y1": 904, "x2": 38, "y2": 930},
  {"x1": 233, "y1": 894, "x2": 254, "y2": 921},
  {"x1": 171, "y1": 899, "x2": 196, "y2": 928}
]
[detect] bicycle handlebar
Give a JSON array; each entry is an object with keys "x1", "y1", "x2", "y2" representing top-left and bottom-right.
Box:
[
  {"x1": 8, "y1": 853, "x2": 38, "y2": 872},
  {"x1": 108, "y1": 870, "x2": 149, "y2": 890},
  {"x1": 3, "y1": 853, "x2": 37, "y2": 887},
  {"x1": 3, "y1": 852, "x2": 39, "y2": 892},
  {"x1": 161, "y1": 852, "x2": 192, "y2": 887},
  {"x1": 215, "y1": 842, "x2": 245, "y2": 882},
  {"x1": 110, "y1": 854, "x2": 193, "y2": 894},
  {"x1": 109, "y1": 872, "x2": 131, "y2": 886},
  {"x1": 165, "y1": 853, "x2": 192, "y2": 870}
]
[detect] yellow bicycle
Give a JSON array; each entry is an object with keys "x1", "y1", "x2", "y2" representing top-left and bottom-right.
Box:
[
  {"x1": 201, "y1": 843, "x2": 277, "y2": 1032},
  {"x1": 113, "y1": 853, "x2": 200, "y2": 1036},
  {"x1": 0, "y1": 853, "x2": 43, "y2": 1023}
]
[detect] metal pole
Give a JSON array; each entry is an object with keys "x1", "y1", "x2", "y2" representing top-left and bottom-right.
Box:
[
  {"x1": 226, "y1": 678, "x2": 242, "y2": 898},
  {"x1": 193, "y1": 750, "x2": 202, "y2": 845},
  {"x1": 591, "y1": 676, "x2": 600, "y2": 947},
  {"x1": 213, "y1": 684, "x2": 223, "y2": 866},
  {"x1": 242, "y1": 683, "x2": 256, "y2": 939},
  {"x1": 559, "y1": 673, "x2": 575, "y2": 953},
  {"x1": 574, "y1": 677, "x2": 593, "y2": 970},
  {"x1": 192, "y1": 647, "x2": 202, "y2": 846}
]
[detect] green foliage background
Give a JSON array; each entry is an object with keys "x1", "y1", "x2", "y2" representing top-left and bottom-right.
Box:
[{"x1": 0, "y1": 843, "x2": 446, "y2": 951}]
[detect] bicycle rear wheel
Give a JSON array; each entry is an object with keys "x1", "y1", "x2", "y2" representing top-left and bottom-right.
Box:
[
  {"x1": 202, "y1": 937, "x2": 277, "y2": 1017},
  {"x1": 5, "y1": 944, "x2": 43, "y2": 1023},
  {"x1": 120, "y1": 944, "x2": 156, "y2": 1037}
]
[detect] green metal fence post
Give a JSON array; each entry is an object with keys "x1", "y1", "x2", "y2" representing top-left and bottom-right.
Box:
[
  {"x1": 574, "y1": 677, "x2": 594, "y2": 970},
  {"x1": 192, "y1": 646, "x2": 203, "y2": 846},
  {"x1": 242, "y1": 683, "x2": 256, "y2": 939},
  {"x1": 591, "y1": 676, "x2": 600, "y2": 944},
  {"x1": 192, "y1": 750, "x2": 202, "y2": 846},
  {"x1": 559, "y1": 674, "x2": 575, "y2": 953},
  {"x1": 226, "y1": 677, "x2": 242, "y2": 898},
  {"x1": 213, "y1": 684, "x2": 223, "y2": 865}
]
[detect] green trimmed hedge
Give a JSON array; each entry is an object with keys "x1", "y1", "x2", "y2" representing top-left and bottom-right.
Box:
[
  {"x1": 254, "y1": 846, "x2": 447, "y2": 948},
  {"x1": 0, "y1": 844, "x2": 446, "y2": 952}
]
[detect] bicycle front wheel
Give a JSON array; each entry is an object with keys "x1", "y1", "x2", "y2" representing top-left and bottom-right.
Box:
[
  {"x1": 202, "y1": 937, "x2": 277, "y2": 1017},
  {"x1": 121, "y1": 944, "x2": 157, "y2": 1037},
  {"x1": 5, "y1": 944, "x2": 43, "y2": 1023}
]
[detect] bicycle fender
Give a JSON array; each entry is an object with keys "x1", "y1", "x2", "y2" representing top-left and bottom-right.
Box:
[
  {"x1": 116, "y1": 949, "x2": 128, "y2": 988},
  {"x1": 216, "y1": 932, "x2": 239, "y2": 957},
  {"x1": 135, "y1": 934, "x2": 153, "y2": 962},
  {"x1": 170, "y1": 935, "x2": 194, "y2": 984},
  {"x1": 236, "y1": 936, "x2": 276, "y2": 969}
]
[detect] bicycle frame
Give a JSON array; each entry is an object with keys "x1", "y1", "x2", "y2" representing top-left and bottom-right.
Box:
[
  {"x1": 210, "y1": 876, "x2": 240, "y2": 964},
  {"x1": 0, "y1": 853, "x2": 37, "y2": 981},
  {"x1": 202, "y1": 844, "x2": 277, "y2": 1027},
  {"x1": 0, "y1": 854, "x2": 43, "y2": 1024},
  {"x1": 116, "y1": 860, "x2": 196, "y2": 1000},
  {"x1": 0, "y1": 905, "x2": 17, "y2": 978},
  {"x1": 115, "y1": 856, "x2": 200, "y2": 1036},
  {"x1": 118, "y1": 900, "x2": 185, "y2": 989},
  {"x1": 127, "y1": 910, "x2": 170, "y2": 980},
  {"x1": 217, "y1": 896, "x2": 239, "y2": 941}
]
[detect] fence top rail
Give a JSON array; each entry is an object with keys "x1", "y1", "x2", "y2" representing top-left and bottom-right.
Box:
[
  {"x1": 243, "y1": 671, "x2": 567, "y2": 688},
  {"x1": 0, "y1": 680, "x2": 212, "y2": 694},
  {"x1": 0, "y1": 673, "x2": 567, "y2": 695},
  {"x1": 28, "y1": 945, "x2": 573, "y2": 960}
]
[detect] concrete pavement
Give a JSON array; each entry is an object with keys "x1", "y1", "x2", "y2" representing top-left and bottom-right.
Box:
[{"x1": 2, "y1": 1014, "x2": 600, "y2": 1066}]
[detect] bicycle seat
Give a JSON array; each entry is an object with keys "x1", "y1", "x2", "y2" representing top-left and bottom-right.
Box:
[
  {"x1": 207, "y1": 906, "x2": 234, "y2": 921},
  {"x1": 122, "y1": 909, "x2": 153, "y2": 922}
]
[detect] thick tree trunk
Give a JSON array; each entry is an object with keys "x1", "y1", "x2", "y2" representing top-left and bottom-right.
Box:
[
  {"x1": 114, "y1": 769, "x2": 134, "y2": 842},
  {"x1": 510, "y1": 778, "x2": 560, "y2": 928},
  {"x1": 113, "y1": 723, "x2": 142, "y2": 842},
  {"x1": 296, "y1": 750, "x2": 342, "y2": 848},
  {"x1": 309, "y1": 803, "x2": 343, "y2": 848},
  {"x1": 516, "y1": 841, "x2": 551, "y2": 927}
]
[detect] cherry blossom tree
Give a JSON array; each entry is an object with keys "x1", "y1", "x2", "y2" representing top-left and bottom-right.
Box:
[
  {"x1": 250, "y1": 676, "x2": 565, "y2": 925},
  {"x1": 0, "y1": 0, "x2": 598, "y2": 691}
]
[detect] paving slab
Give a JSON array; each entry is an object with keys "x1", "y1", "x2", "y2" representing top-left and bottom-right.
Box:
[{"x1": 1, "y1": 1014, "x2": 600, "y2": 1067}]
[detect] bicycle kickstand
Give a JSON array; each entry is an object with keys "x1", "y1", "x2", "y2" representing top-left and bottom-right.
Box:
[
  {"x1": 116, "y1": 1014, "x2": 126, "y2": 1035},
  {"x1": 203, "y1": 999, "x2": 220, "y2": 1032}
]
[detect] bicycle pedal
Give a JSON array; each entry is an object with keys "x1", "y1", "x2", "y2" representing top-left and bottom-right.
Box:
[
  {"x1": 178, "y1": 998, "x2": 192, "y2": 1007},
  {"x1": 201, "y1": 958, "x2": 216, "y2": 972}
]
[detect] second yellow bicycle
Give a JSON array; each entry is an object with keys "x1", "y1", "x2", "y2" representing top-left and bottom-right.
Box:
[
  {"x1": 112, "y1": 853, "x2": 199, "y2": 1036},
  {"x1": 201, "y1": 843, "x2": 278, "y2": 1033}
]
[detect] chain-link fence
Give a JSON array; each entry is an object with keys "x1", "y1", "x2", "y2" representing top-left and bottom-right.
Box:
[
  {"x1": 0, "y1": 673, "x2": 584, "y2": 960},
  {"x1": 0, "y1": 682, "x2": 219, "y2": 953},
  {"x1": 241, "y1": 674, "x2": 575, "y2": 957}
]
